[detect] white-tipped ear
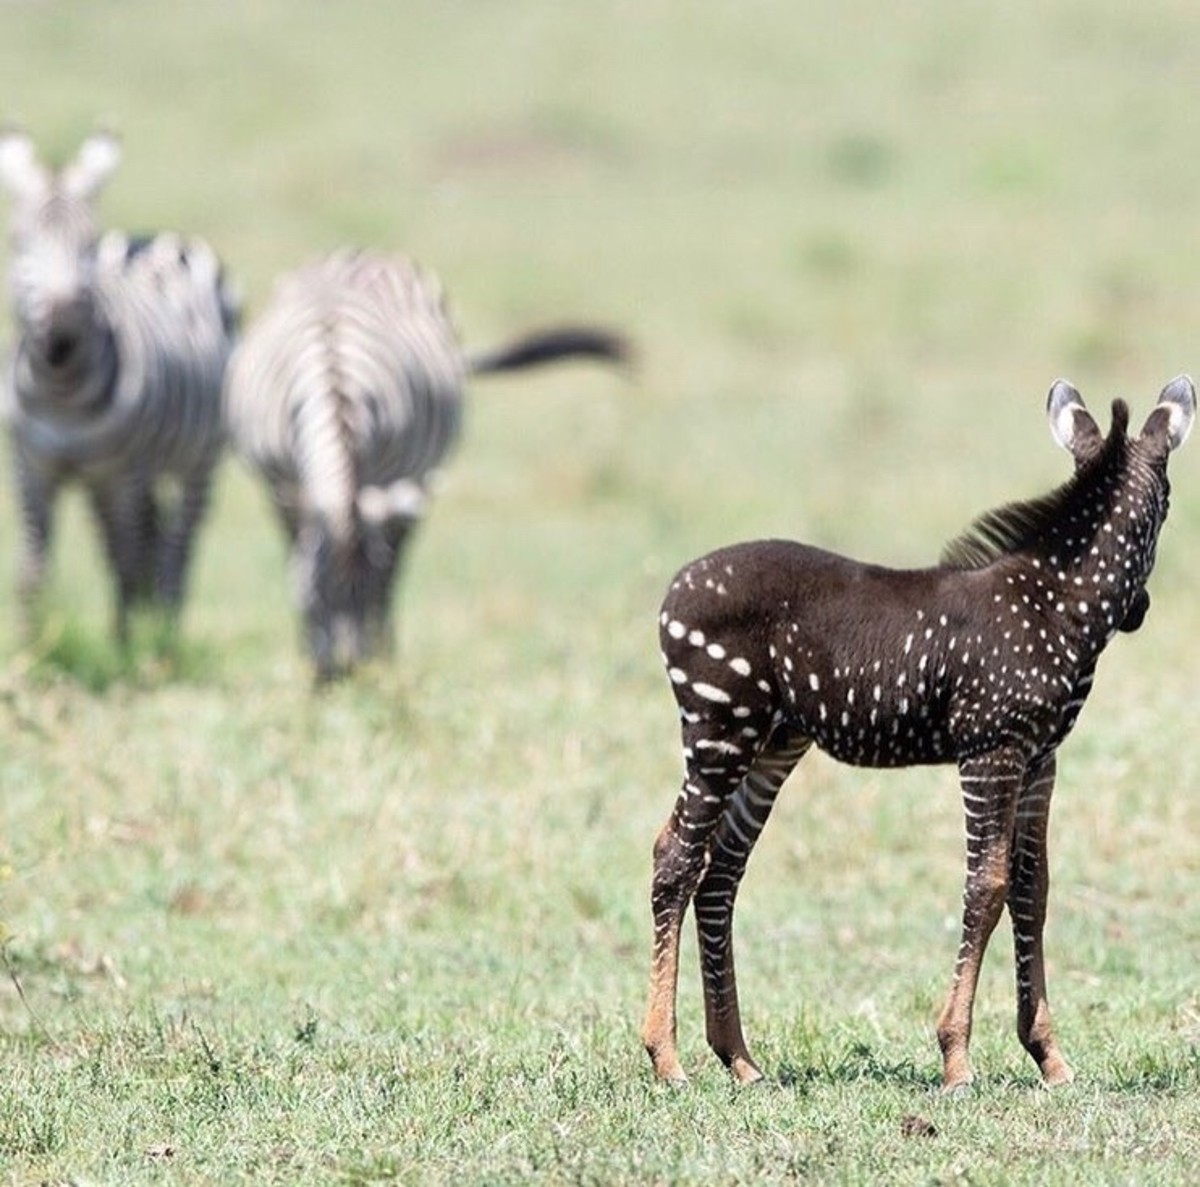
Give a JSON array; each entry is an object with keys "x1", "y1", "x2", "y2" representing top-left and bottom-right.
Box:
[
  {"x1": 1046, "y1": 379, "x2": 1099, "y2": 455},
  {"x1": 60, "y1": 131, "x2": 121, "y2": 200},
  {"x1": 1149, "y1": 374, "x2": 1195, "y2": 451},
  {"x1": 0, "y1": 128, "x2": 48, "y2": 201},
  {"x1": 357, "y1": 479, "x2": 427, "y2": 526}
]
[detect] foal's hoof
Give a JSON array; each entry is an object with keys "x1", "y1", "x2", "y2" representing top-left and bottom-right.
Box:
[
  {"x1": 939, "y1": 1052, "x2": 975, "y2": 1095},
  {"x1": 650, "y1": 1060, "x2": 689, "y2": 1088},
  {"x1": 645, "y1": 1041, "x2": 689, "y2": 1086},
  {"x1": 940, "y1": 1075, "x2": 975, "y2": 1097},
  {"x1": 730, "y1": 1056, "x2": 765, "y2": 1086},
  {"x1": 1040, "y1": 1058, "x2": 1075, "y2": 1088}
]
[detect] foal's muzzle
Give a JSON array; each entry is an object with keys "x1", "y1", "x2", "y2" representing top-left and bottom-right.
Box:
[{"x1": 1118, "y1": 589, "x2": 1150, "y2": 633}]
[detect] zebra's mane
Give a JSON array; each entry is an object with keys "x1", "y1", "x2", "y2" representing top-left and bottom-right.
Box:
[{"x1": 941, "y1": 401, "x2": 1128, "y2": 570}]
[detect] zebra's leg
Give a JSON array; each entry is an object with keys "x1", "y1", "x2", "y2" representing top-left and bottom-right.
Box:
[
  {"x1": 12, "y1": 450, "x2": 57, "y2": 641},
  {"x1": 132, "y1": 485, "x2": 161, "y2": 604},
  {"x1": 936, "y1": 747, "x2": 1025, "y2": 1091},
  {"x1": 642, "y1": 715, "x2": 762, "y2": 1085},
  {"x1": 89, "y1": 478, "x2": 152, "y2": 646},
  {"x1": 157, "y1": 464, "x2": 216, "y2": 625},
  {"x1": 1008, "y1": 753, "x2": 1074, "y2": 1086},
  {"x1": 270, "y1": 484, "x2": 302, "y2": 548},
  {"x1": 696, "y1": 724, "x2": 812, "y2": 1084}
]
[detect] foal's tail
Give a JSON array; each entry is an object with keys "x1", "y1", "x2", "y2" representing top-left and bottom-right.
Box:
[{"x1": 465, "y1": 325, "x2": 631, "y2": 377}]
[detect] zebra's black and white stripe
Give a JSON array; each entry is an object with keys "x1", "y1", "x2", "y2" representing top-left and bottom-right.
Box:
[
  {"x1": 223, "y1": 248, "x2": 626, "y2": 680},
  {"x1": 0, "y1": 130, "x2": 238, "y2": 643}
]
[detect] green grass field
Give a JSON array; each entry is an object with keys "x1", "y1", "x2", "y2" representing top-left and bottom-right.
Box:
[{"x1": 1, "y1": 2, "x2": 1198, "y2": 1182}]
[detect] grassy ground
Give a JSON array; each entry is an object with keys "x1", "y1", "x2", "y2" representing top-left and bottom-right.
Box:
[{"x1": 1, "y1": 1, "x2": 1198, "y2": 1182}]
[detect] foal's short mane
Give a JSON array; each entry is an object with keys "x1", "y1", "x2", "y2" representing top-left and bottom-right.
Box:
[{"x1": 941, "y1": 400, "x2": 1129, "y2": 571}]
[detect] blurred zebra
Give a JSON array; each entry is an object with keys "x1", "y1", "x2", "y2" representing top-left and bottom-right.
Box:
[
  {"x1": 0, "y1": 130, "x2": 239, "y2": 644},
  {"x1": 224, "y1": 248, "x2": 627, "y2": 680}
]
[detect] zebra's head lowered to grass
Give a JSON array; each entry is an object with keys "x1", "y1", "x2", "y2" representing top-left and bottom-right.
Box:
[
  {"x1": 0, "y1": 130, "x2": 121, "y2": 405},
  {"x1": 224, "y1": 248, "x2": 628, "y2": 684},
  {"x1": 290, "y1": 480, "x2": 429, "y2": 682}
]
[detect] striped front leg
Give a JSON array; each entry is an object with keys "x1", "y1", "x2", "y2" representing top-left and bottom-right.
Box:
[
  {"x1": 1008, "y1": 752, "x2": 1074, "y2": 1086},
  {"x1": 695, "y1": 725, "x2": 811, "y2": 1083},
  {"x1": 13, "y1": 452, "x2": 56, "y2": 642},
  {"x1": 157, "y1": 466, "x2": 216, "y2": 624},
  {"x1": 88, "y1": 475, "x2": 156, "y2": 646},
  {"x1": 937, "y1": 747, "x2": 1025, "y2": 1090}
]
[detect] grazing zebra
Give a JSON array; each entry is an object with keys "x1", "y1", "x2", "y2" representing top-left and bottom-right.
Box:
[
  {"x1": 223, "y1": 248, "x2": 627, "y2": 681},
  {"x1": 0, "y1": 129, "x2": 238, "y2": 644},
  {"x1": 642, "y1": 377, "x2": 1194, "y2": 1091}
]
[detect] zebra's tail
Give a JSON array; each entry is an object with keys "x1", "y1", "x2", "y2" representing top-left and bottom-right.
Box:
[{"x1": 466, "y1": 325, "x2": 630, "y2": 377}]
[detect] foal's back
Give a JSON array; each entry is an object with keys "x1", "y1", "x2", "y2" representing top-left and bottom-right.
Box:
[{"x1": 661, "y1": 539, "x2": 1006, "y2": 769}]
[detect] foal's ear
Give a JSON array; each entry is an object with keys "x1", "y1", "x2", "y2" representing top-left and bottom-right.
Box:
[
  {"x1": 1047, "y1": 379, "x2": 1103, "y2": 458},
  {"x1": 60, "y1": 131, "x2": 121, "y2": 201},
  {"x1": 1141, "y1": 374, "x2": 1195, "y2": 452},
  {"x1": 0, "y1": 128, "x2": 48, "y2": 202}
]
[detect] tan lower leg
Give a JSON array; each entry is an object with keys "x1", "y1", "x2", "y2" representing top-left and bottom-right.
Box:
[
  {"x1": 643, "y1": 924, "x2": 688, "y2": 1083},
  {"x1": 938, "y1": 885, "x2": 1005, "y2": 1090},
  {"x1": 936, "y1": 958, "x2": 981, "y2": 1090}
]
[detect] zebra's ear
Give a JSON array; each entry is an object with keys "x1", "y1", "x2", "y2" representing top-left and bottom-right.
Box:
[
  {"x1": 357, "y1": 480, "x2": 427, "y2": 527},
  {"x1": 0, "y1": 128, "x2": 48, "y2": 202},
  {"x1": 1141, "y1": 374, "x2": 1196, "y2": 452},
  {"x1": 1047, "y1": 379, "x2": 1103, "y2": 459},
  {"x1": 60, "y1": 131, "x2": 122, "y2": 201}
]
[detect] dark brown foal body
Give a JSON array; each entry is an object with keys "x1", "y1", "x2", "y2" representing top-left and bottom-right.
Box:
[{"x1": 642, "y1": 378, "x2": 1194, "y2": 1089}]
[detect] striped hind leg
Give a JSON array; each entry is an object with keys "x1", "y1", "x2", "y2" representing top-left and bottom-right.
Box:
[
  {"x1": 695, "y1": 724, "x2": 811, "y2": 1083},
  {"x1": 642, "y1": 716, "x2": 765, "y2": 1084},
  {"x1": 1008, "y1": 753, "x2": 1074, "y2": 1086}
]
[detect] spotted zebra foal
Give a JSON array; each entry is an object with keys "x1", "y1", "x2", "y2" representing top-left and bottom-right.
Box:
[
  {"x1": 642, "y1": 377, "x2": 1194, "y2": 1091},
  {"x1": 0, "y1": 130, "x2": 237, "y2": 644},
  {"x1": 224, "y1": 248, "x2": 627, "y2": 681}
]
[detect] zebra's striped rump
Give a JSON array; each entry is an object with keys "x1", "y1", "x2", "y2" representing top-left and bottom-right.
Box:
[
  {"x1": 225, "y1": 247, "x2": 627, "y2": 681},
  {"x1": 225, "y1": 250, "x2": 462, "y2": 679}
]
